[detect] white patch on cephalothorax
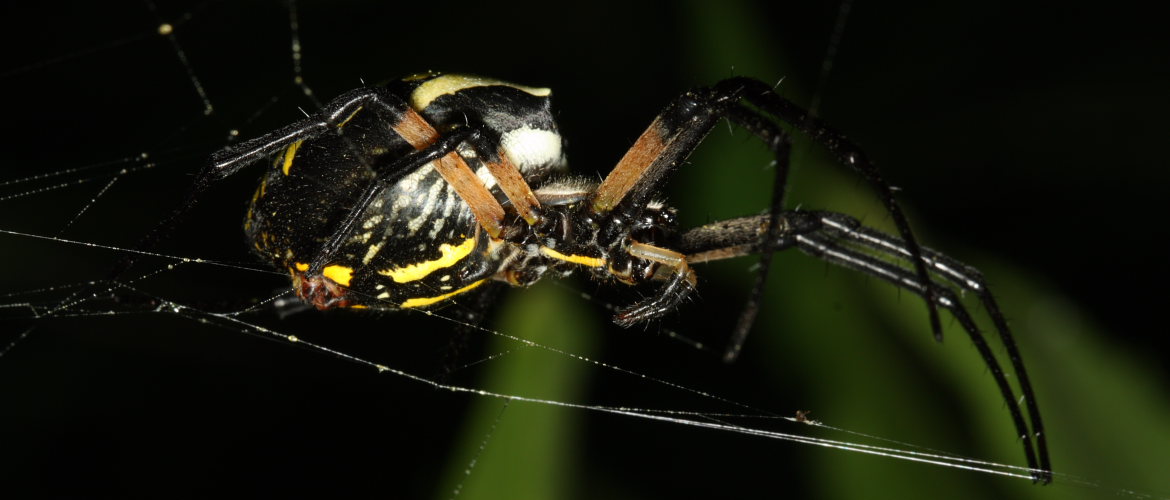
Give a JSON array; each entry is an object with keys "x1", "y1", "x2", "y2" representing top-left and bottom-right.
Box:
[{"x1": 501, "y1": 127, "x2": 563, "y2": 171}]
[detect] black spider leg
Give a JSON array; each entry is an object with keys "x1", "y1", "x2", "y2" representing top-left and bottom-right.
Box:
[
  {"x1": 720, "y1": 105, "x2": 793, "y2": 363},
  {"x1": 794, "y1": 230, "x2": 1048, "y2": 483},
  {"x1": 596, "y1": 91, "x2": 792, "y2": 327},
  {"x1": 305, "y1": 127, "x2": 482, "y2": 276},
  {"x1": 811, "y1": 211, "x2": 1051, "y2": 482},
  {"x1": 206, "y1": 87, "x2": 418, "y2": 177},
  {"x1": 108, "y1": 87, "x2": 414, "y2": 279},
  {"x1": 611, "y1": 244, "x2": 697, "y2": 327},
  {"x1": 593, "y1": 96, "x2": 721, "y2": 325},
  {"x1": 713, "y1": 77, "x2": 945, "y2": 344},
  {"x1": 595, "y1": 79, "x2": 940, "y2": 343},
  {"x1": 678, "y1": 211, "x2": 1050, "y2": 483},
  {"x1": 206, "y1": 87, "x2": 446, "y2": 276}
]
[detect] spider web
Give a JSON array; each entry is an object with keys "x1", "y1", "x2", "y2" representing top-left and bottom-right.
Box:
[{"x1": 2, "y1": 2, "x2": 1167, "y2": 499}]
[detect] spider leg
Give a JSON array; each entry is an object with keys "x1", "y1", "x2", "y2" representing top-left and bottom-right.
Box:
[
  {"x1": 678, "y1": 211, "x2": 1051, "y2": 483},
  {"x1": 590, "y1": 78, "x2": 941, "y2": 344},
  {"x1": 589, "y1": 92, "x2": 723, "y2": 215},
  {"x1": 306, "y1": 127, "x2": 483, "y2": 274},
  {"x1": 467, "y1": 136, "x2": 544, "y2": 227},
  {"x1": 613, "y1": 242, "x2": 697, "y2": 327},
  {"x1": 206, "y1": 86, "x2": 417, "y2": 182},
  {"x1": 589, "y1": 93, "x2": 794, "y2": 330},
  {"x1": 808, "y1": 211, "x2": 1051, "y2": 482},
  {"x1": 382, "y1": 107, "x2": 509, "y2": 239},
  {"x1": 715, "y1": 77, "x2": 946, "y2": 343},
  {"x1": 120, "y1": 83, "x2": 520, "y2": 283},
  {"x1": 111, "y1": 87, "x2": 421, "y2": 278},
  {"x1": 294, "y1": 87, "x2": 510, "y2": 252},
  {"x1": 307, "y1": 98, "x2": 555, "y2": 275},
  {"x1": 794, "y1": 231, "x2": 1049, "y2": 483},
  {"x1": 720, "y1": 105, "x2": 794, "y2": 363}
]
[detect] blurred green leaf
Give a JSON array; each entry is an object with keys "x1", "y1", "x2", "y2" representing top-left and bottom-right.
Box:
[{"x1": 439, "y1": 282, "x2": 600, "y2": 500}]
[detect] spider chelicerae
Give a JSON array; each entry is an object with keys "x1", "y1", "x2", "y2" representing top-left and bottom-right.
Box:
[{"x1": 125, "y1": 71, "x2": 1051, "y2": 483}]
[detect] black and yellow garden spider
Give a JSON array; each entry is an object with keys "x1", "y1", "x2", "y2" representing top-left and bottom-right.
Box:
[{"x1": 141, "y1": 71, "x2": 1051, "y2": 483}]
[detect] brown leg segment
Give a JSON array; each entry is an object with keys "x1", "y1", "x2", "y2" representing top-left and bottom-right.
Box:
[
  {"x1": 591, "y1": 117, "x2": 669, "y2": 213},
  {"x1": 483, "y1": 151, "x2": 542, "y2": 225},
  {"x1": 392, "y1": 109, "x2": 506, "y2": 237}
]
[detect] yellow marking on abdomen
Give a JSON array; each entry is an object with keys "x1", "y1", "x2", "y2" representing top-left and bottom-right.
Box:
[
  {"x1": 410, "y1": 74, "x2": 551, "y2": 111},
  {"x1": 281, "y1": 140, "x2": 304, "y2": 175},
  {"x1": 400, "y1": 279, "x2": 486, "y2": 308},
  {"x1": 378, "y1": 237, "x2": 476, "y2": 283},
  {"x1": 539, "y1": 246, "x2": 605, "y2": 268},
  {"x1": 294, "y1": 262, "x2": 310, "y2": 272},
  {"x1": 322, "y1": 264, "x2": 354, "y2": 287}
]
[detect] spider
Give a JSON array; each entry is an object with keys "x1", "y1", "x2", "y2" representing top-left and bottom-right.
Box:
[{"x1": 130, "y1": 72, "x2": 1050, "y2": 483}]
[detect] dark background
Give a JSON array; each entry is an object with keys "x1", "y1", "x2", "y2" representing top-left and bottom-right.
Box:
[{"x1": 1, "y1": 1, "x2": 1168, "y2": 498}]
